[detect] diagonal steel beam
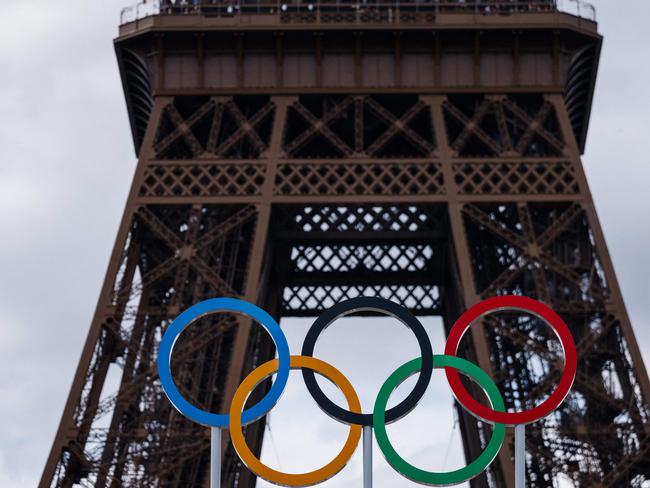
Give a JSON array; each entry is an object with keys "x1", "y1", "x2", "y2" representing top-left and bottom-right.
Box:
[
  {"x1": 444, "y1": 99, "x2": 502, "y2": 155},
  {"x1": 536, "y1": 203, "x2": 583, "y2": 249},
  {"x1": 194, "y1": 206, "x2": 257, "y2": 252},
  {"x1": 285, "y1": 98, "x2": 354, "y2": 155},
  {"x1": 137, "y1": 206, "x2": 186, "y2": 251},
  {"x1": 216, "y1": 100, "x2": 274, "y2": 157},
  {"x1": 494, "y1": 100, "x2": 515, "y2": 154},
  {"x1": 154, "y1": 101, "x2": 214, "y2": 157},
  {"x1": 364, "y1": 98, "x2": 435, "y2": 156},
  {"x1": 502, "y1": 99, "x2": 564, "y2": 155},
  {"x1": 463, "y1": 204, "x2": 529, "y2": 250},
  {"x1": 189, "y1": 255, "x2": 237, "y2": 297},
  {"x1": 204, "y1": 102, "x2": 225, "y2": 155}
]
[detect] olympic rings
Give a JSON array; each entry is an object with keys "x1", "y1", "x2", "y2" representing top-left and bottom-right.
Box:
[
  {"x1": 229, "y1": 356, "x2": 362, "y2": 487},
  {"x1": 301, "y1": 297, "x2": 433, "y2": 426},
  {"x1": 444, "y1": 295, "x2": 577, "y2": 425},
  {"x1": 373, "y1": 355, "x2": 505, "y2": 486},
  {"x1": 158, "y1": 298, "x2": 291, "y2": 427},
  {"x1": 159, "y1": 295, "x2": 577, "y2": 486}
]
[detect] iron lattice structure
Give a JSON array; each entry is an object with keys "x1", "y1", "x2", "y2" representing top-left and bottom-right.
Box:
[{"x1": 42, "y1": 2, "x2": 650, "y2": 487}]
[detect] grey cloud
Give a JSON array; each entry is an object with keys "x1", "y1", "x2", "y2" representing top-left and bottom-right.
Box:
[{"x1": 0, "y1": 1, "x2": 649, "y2": 487}]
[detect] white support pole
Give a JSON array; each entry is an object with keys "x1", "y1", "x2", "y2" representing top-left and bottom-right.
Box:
[
  {"x1": 515, "y1": 424, "x2": 525, "y2": 488},
  {"x1": 211, "y1": 427, "x2": 221, "y2": 488},
  {"x1": 363, "y1": 425, "x2": 373, "y2": 488}
]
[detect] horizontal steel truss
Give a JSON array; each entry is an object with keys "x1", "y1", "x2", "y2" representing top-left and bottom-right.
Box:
[
  {"x1": 138, "y1": 94, "x2": 577, "y2": 204},
  {"x1": 41, "y1": 93, "x2": 650, "y2": 488}
]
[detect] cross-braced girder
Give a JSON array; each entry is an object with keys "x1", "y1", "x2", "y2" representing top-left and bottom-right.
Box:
[{"x1": 42, "y1": 22, "x2": 649, "y2": 487}]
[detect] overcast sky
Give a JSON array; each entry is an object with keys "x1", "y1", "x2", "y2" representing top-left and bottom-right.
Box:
[{"x1": 1, "y1": 1, "x2": 649, "y2": 487}]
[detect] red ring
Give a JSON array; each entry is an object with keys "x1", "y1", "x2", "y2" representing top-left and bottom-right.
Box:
[{"x1": 444, "y1": 296, "x2": 576, "y2": 425}]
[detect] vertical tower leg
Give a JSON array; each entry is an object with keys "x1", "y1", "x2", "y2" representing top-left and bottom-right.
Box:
[
  {"x1": 427, "y1": 95, "x2": 516, "y2": 488},
  {"x1": 41, "y1": 96, "x2": 292, "y2": 488}
]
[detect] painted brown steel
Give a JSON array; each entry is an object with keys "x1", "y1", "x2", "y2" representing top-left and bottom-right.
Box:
[{"x1": 40, "y1": 3, "x2": 650, "y2": 488}]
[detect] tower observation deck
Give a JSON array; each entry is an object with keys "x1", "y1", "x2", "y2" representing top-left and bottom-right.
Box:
[{"x1": 41, "y1": 1, "x2": 650, "y2": 487}]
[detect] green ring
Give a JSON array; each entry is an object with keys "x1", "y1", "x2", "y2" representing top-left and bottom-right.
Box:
[{"x1": 373, "y1": 355, "x2": 506, "y2": 486}]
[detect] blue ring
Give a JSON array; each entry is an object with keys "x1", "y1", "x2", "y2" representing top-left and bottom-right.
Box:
[{"x1": 158, "y1": 298, "x2": 290, "y2": 427}]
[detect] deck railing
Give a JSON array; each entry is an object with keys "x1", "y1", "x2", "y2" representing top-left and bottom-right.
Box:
[{"x1": 120, "y1": 0, "x2": 596, "y2": 26}]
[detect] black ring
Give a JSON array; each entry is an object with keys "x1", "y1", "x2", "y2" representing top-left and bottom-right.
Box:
[{"x1": 301, "y1": 297, "x2": 434, "y2": 426}]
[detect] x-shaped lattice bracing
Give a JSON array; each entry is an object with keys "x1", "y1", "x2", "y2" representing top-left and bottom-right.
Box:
[
  {"x1": 274, "y1": 161, "x2": 444, "y2": 196},
  {"x1": 154, "y1": 100, "x2": 216, "y2": 158},
  {"x1": 291, "y1": 243, "x2": 434, "y2": 273},
  {"x1": 281, "y1": 205, "x2": 442, "y2": 234},
  {"x1": 480, "y1": 307, "x2": 647, "y2": 476},
  {"x1": 501, "y1": 98, "x2": 564, "y2": 156},
  {"x1": 363, "y1": 98, "x2": 435, "y2": 157},
  {"x1": 76, "y1": 317, "x2": 235, "y2": 431},
  {"x1": 444, "y1": 99, "x2": 502, "y2": 155},
  {"x1": 285, "y1": 97, "x2": 355, "y2": 156},
  {"x1": 463, "y1": 203, "x2": 606, "y2": 302},
  {"x1": 153, "y1": 99, "x2": 274, "y2": 159},
  {"x1": 140, "y1": 163, "x2": 266, "y2": 198},
  {"x1": 282, "y1": 284, "x2": 441, "y2": 314},
  {"x1": 285, "y1": 96, "x2": 435, "y2": 158},
  {"x1": 119, "y1": 206, "x2": 256, "y2": 302},
  {"x1": 445, "y1": 97, "x2": 565, "y2": 157},
  {"x1": 215, "y1": 100, "x2": 274, "y2": 157},
  {"x1": 452, "y1": 161, "x2": 579, "y2": 195}
]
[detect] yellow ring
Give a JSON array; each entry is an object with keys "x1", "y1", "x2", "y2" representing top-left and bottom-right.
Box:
[{"x1": 229, "y1": 355, "x2": 362, "y2": 486}]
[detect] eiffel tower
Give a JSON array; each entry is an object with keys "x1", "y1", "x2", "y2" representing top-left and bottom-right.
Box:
[{"x1": 41, "y1": 1, "x2": 650, "y2": 486}]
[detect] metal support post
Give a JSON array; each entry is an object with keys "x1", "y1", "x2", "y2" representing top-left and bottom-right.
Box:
[
  {"x1": 515, "y1": 424, "x2": 525, "y2": 488},
  {"x1": 363, "y1": 425, "x2": 373, "y2": 488},
  {"x1": 211, "y1": 427, "x2": 222, "y2": 488}
]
